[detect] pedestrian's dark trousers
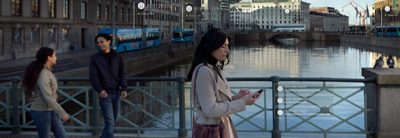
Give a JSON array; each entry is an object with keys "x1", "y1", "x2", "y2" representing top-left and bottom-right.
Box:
[{"x1": 99, "y1": 90, "x2": 120, "y2": 138}]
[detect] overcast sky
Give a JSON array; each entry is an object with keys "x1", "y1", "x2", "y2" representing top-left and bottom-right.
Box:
[{"x1": 303, "y1": 0, "x2": 374, "y2": 25}]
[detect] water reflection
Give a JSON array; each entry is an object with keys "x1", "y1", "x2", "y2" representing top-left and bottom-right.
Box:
[
  {"x1": 136, "y1": 40, "x2": 398, "y2": 137},
  {"x1": 137, "y1": 40, "x2": 399, "y2": 78},
  {"x1": 226, "y1": 40, "x2": 399, "y2": 78},
  {"x1": 275, "y1": 38, "x2": 301, "y2": 46}
]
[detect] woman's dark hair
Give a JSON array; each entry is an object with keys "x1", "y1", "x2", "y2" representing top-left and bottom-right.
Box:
[
  {"x1": 22, "y1": 47, "x2": 54, "y2": 96},
  {"x1": 187, "y1": 28, "x2": 231, "y2": 80},
  {"x1": 95, "y1": 33, "x2": 112, "y2": 42}
]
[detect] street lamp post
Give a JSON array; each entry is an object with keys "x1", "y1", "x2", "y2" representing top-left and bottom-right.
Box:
[
  {"x1": 381, "y1": 6, "x2": 383, "y2": 27},
  {"x1": 181, "y1": 3, "x2": 184, "y2": 29},
  {"x1": 137, "y1": 2, "x2": 145, "y2": 29},
  {"x1": 137, "y1": 1, "x2": 145, "y2": 50},
  {"x1": 381, "y1": 6, "x2": 391, "y2": 27},
  {"x1": 168, "y1": 0, "x2": 172, "y2": 51},
  {"x1": 132, "y1": 1, "x2": 135, "y2": 28},
  {"x1": 112, "y1": 0, "x2": 116, "y2": 49}
]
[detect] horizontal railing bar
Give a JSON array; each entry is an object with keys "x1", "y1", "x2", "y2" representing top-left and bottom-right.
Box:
[
  {"x1": 227, "y1": 77, "x2": 375, "y2": 83},
  {"x1": 0, "y1": 77, "x2": 376, "y2": 83},
  {"x1": 0, "y1": 77, "x2": 21, "y2": 81},
  {"x1": 58, "y1": 77, "x2": 184, "y2": 82},
  {"x1": 281, "y1": 131, "x2": 366, "y2": 133}
]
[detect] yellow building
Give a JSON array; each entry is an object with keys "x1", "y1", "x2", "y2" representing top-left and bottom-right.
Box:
[{"x1": 374, "y1": 0, "x2": 400, "y2": 26}]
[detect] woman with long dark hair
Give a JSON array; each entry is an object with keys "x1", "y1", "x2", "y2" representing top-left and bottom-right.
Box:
[
  {"x1": 22, "y1": 47, "x2": 69, "y2": 138},
  {"x1": 188, "y1": 28, "x2": 260, "y2": 138}
]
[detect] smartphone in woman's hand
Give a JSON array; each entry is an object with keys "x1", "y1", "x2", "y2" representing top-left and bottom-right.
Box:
[{"x1": 253, "y1": 89, "x2": 263, "y2": 98}]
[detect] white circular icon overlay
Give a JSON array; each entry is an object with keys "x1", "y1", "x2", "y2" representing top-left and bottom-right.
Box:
[
  {"x1": 138, "y1": 2, "x2": 145, "y2": 10},
  {"x1": 186, "y1": 5, "x2": 193, "y2": 12},
  {"x1": 384, "y1": 6, "x2": 391, "y2": 12},
  {"x1": 284, "y1": 9, "x2": 290, "y2": 14},
  {"x1": 277, "y1": 86, "x2": 283, "y2": 92},
  {"x1": 277, "y1": 98, "x2": 283, "y2": 104},
  {"x1": 277, "y1": 110, "x2": 283, "y2": 116}
]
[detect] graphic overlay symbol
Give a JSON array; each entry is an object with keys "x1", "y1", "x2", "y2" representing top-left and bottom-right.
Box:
[
  {"x1": 277, "y1": 98, "x2": 283, "y2": 104},
  {"x1": 186, "y1": 5, "x2": 193, "y2": 12},
  {"x1": 277, "y1": 86, "x2": 283, "y2": 92},
  {"x1": 284, "y1": 9, "x2": 290, "y2": 14},
  {"x1": 277, "y1": 110, "x2": 283, "y2": 116},
  {"x1": 384, "y1": 6, "x2": 390, "y2": 12},
  {"x1": 138, "y1": 2, "x2": 145, "y2": 10}
]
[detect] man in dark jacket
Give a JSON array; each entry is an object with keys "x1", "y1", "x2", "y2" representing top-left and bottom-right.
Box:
[{"x1": 89, "y1": 33, "x2": 127, "y2": 138}]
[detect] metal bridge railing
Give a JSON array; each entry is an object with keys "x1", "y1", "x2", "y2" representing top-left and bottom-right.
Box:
[
  {"x1": 225, "y1": 76, "x2": 375, "y2": 138},
  {"x1": 0, "y1": 76, "x2": 375, "y2": 138}
]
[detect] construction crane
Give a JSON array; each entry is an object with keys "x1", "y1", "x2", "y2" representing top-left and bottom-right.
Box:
[{"x1": 342, "y1": 0, "x2": 368, "y2": 26}]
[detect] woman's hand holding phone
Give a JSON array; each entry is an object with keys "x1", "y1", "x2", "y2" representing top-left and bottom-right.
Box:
[{"x1": 253, "y1": 89, "x2": 263, "y2": 98}]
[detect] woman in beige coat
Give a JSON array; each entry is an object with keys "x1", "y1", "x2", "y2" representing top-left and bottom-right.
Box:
[
  {"x1": 22, "y1": 47, "x2": 70, "y2": 138},
  {"x1": 187, "y1": 28, "x2": 260, "y2": 138}
]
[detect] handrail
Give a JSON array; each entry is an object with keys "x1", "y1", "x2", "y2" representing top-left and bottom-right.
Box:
[
  {"x1": 0, "y1": 76, "x2": 376, "y2": 83},
  {"x1": 227, "y1": 77, "x2": 375, "y2": 83},
  {"x1": 0, "y1": 76, "x2": 376, "y2": 138}
]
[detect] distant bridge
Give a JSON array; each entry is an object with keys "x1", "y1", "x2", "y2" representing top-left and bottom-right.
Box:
[{"x1": 234, "y1": 31, "x2": 342, "y2": 42}]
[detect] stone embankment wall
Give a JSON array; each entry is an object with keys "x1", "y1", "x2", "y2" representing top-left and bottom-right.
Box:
[
  {"x1": 341, "y1": 35, "x2": 400, "y2": 50},
  {"x1": 56, "y1": 46, "x2": 196, "y2": 78}
]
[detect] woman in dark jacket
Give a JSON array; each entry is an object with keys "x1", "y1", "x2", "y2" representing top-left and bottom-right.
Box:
[{"x1": 89, "y1": 33, "x2": 128, "y2": 138}]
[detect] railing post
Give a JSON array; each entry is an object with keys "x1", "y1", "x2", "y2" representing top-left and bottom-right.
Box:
[
  {"x1": 91, "y1": 89, "x2": 99, "y2": 136},
  {"x1": 361, "y1": 68, "x2": 400, "y2": 138},
  {"x1": 271, "y1": 76, "x2": 281, "y2": 138},
  {"x1": 177, "y1": 77, "x2": 187, "y2": 138},
  {"x1": 364, "y1": 78, "x2": 377, "y2": 138},
  {"x1": 11, "y1": 77, "x2": 20, "y2": 134}
]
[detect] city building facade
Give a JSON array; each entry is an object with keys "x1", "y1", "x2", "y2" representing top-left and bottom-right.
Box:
[
  {"x1": 310, "y1": 7, "x2": 340, "y2": 15},
  {"x1": 374, "y1": 0, "x2": 400, "y2": 26},
  {"x1": 0, "y1": 0, "x2": 191, "y2": 61},
  {"x1": 220, "y1": 0, "x2": 237, "y2": 32},
  {"x1": 199, "y1": 0, "x2": 222, "y2": 33},
  {"x1": 309, "y1": 10, "x2": 349, "y2": 32},
  {"x1": 229, "y1": 0, "x2": 310, "y2": 31}
]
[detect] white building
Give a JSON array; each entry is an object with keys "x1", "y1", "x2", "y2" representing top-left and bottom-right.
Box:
[{"x1": 230, "y1": 0, "x2": 310, "y2": 31}]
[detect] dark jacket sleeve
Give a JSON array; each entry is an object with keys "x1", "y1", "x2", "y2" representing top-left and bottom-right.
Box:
[
  {"x1": 118, "y1": 54, "x2": 128, "y2": 91},
  {"x1": 89, "y1": 55, "x2": 103, "y2": 93}
]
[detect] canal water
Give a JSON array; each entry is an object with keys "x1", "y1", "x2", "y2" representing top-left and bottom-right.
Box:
[
  {"x1": 138, "y1": 40, "x2": 399, "y2": 78},
  {"x1": 136, "y1": 39, "x2": 399, "y2": 138}
]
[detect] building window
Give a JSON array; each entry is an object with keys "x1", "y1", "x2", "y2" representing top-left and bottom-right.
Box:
[
  {"x1": 0, "y1": 29, "x2": 3, "y2": 55},
  {"x1": 105, "y1": 6, "x2": 109, "y2": 21},
  {"x1": 48, "y1": 28, "x2": 56, "y2": 43},
  {"x1": 48, "y1": 0, "x2": 56, "y2": 18},
  {"x1": 128, "y1": 8, "x2": 132, "y2": 22},
  {"x1": 32, "y1": 0, "x2": 40, "y2": 17},
  {"x1": 121, "y1": 8, "x2": 125, "y2": 22},
  {"x1": 127, "y1": 8, "x2": 131, "y2": 22},
  {"x1": 31, "y1": 28, "x2": 41, "y2": 43},
  {"x1": 11, "y1": 0, "x2": 22, "y2": 16},
  {"x1": 63, "y1": 0, "x2": 70, "y2": 19},
  {"x1": 61, "y1": 28, "x2": 69, "y2": 41},
  {"x1": 115, "y1": 6, "x2": 118, "y2": 21},
  {"x1": 96, "y1": 5, "x2": 101, "y2": 20},
  {"x1": 12, "y1": 28, "x2": 22, "y2": 44},
  {"x1": 81, "y1": 2, "x2": 87, "y2": 19}
]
